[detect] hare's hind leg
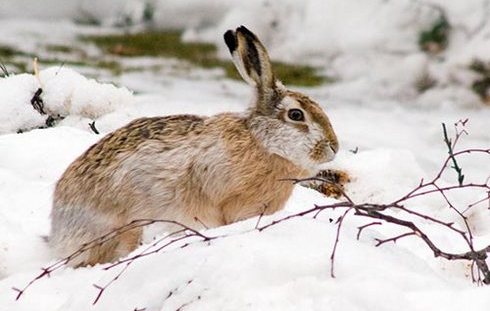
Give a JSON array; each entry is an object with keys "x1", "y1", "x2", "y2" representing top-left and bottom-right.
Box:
[
  {"x1": 81, "y1": 222, "x2": 143, "y2": 266},
  {"x1": 113, "y1": 226, "x2": 143, "y2": 259},
  {"x1": 60, "y1": 225, "x2": 143, "y2": 267},
  {"x1": 50, "y1": 204, "x2": 143, "y2": 266},
  {"x1": 80, "y1": 228, "x2": 139, "y2": 265}
]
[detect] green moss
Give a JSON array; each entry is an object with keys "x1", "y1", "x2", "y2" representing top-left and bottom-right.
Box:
[
  {"x1": 469, "y1": 59, "x2": 488, "y2": 75},
  {"x1": 83, "y1": 31, "x2": 328, "y2": 86},
  {"x1": 419, "y1": 15, "x2": 450, "y2": 53},
  {"x1": 41, "y1": 59, "x2": 85, "y2": 67},
  {"x1": 96, "y1": 60, "x2": 123, "y2": 75},
  {"x1": 40, "y1": 58, "x2": 123, "y2": 75},
  {"x1": 0, "y1": 44, "x2": 88, "y2": 76},
  {"x1": 0, "y1": 45, "x2": 35, "y2": 76},
  {"x1": 0, "y1": 61, "x2": 28, "y2": 77},
  {"x1": 0, "y1": 46, "x2": 17, "y2": 58},
  {"x1": 415, "y1": 72, "x2": 436, "y2": 93},
  {"x1": 273, "y1": 62, "x2": 329, "y2": 86},
  {"x1": 219, "y1": 61, "x2": 328, "y2": 87},
  {"x1": 0, "y1": 46, "x2": 32, "y2": 60},
  {"x1": 142, "y1": 2, "x2": 155, "y2": 23},
  {"x1": 469, "y1": 59, "x2": 490, "y2": 102},
  {"x1": 10, "y1": 61, "x2": 28, "y2": 73},
  {"x1": 45, "y1": 45, "x2": 77, "y2": 54},
  {"x1": 74, "y1": 13, "x2": 101, "y2": 26},
  {"x1": 84, "y1": 31, "x2": 215, "y2": 58},
  {"x1": 0, "y1": 48, "x2": 29, "y2": 76},
  {"x1": 0, "y1": 62, "x2": 9, "y2": 77}
]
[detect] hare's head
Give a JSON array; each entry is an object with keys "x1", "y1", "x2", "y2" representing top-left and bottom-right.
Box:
[{"x1": 224, "y1": 26, "x2": 338, "y2": 173}]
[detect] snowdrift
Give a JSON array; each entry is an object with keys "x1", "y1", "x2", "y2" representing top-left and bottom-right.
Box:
[
  {"x1": 0, "y1": 67, "x2": 489, "y2": 310},
  {"x1": 0, "y1": 67, "x2": 133, "y2": 134},
  {"x1": 1, "y1": 1, "x2": 490, "y2": 309}
]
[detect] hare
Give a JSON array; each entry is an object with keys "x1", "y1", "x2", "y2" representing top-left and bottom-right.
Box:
[{"x1": 49, "y1": 26, "x2": 339, "y2": 267}]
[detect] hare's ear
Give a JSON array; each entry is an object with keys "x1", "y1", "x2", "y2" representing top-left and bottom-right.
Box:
[{"x1": 224, "y1": 26, "x2": 275, "y2": 90}]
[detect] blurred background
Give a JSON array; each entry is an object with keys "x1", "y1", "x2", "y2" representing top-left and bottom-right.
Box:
[
  {"x1": 1, "y1": 0, "x2": 490, "y2": 108},
  {"x1": 1, "y1": 3, "x2": 490, "y2": 305}
]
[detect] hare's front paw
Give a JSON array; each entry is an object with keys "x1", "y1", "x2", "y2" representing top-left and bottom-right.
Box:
[{"x1": 303, "y1": 169, "x2": 351, "y2": 199}]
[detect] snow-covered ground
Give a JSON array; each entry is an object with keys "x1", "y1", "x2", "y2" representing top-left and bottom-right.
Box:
[{"x1": 1, "y1": 1, "x2": 490, "y2": 310}]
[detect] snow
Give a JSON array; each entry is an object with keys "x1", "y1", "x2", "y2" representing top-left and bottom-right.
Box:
[
  {"x1": 3, "y1": 0, "x2": 489, "y2": 107},
  {"x1": 0, "y1": 1, "x2": 490, "y2": 310},
  {"x1": 0, "y1": 67, "x2": 134, "y2": 134},
  {"x1": 0, "y1": 73, "x2": 44, "y2": 134},
  {"x1": 40, "y1": 67, "x2": 134, "y2": 118}
]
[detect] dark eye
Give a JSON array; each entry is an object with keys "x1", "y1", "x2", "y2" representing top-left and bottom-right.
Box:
[{"x1": 287, "y1": 109, "x2": 305, "y2": 121}]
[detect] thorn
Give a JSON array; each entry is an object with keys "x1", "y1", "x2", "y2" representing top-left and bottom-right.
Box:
[
  {"x1": 89, "y1": 121, "x2": 100, "y2": 134},
  {"x1": 12, "y1": 287, "x2": 23, "y2": 300}
]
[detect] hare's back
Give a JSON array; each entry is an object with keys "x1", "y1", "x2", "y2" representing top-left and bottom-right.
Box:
[
  {"x1": 55, "y1": 115, "x2": 206, "y2": 198},
  {"x1": 88, "y1": 115, "x2": 206, "y2": 160}
]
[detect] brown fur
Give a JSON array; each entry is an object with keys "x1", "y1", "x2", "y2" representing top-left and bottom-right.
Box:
[
  {"x1": 49, "y1": 26, "x2": 337, "y2": 266},
  {"x1": 306, "y1": 169, "x2": 351, "y2": 199}
]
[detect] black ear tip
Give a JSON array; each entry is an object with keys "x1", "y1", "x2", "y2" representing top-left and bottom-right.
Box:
[
  {"x1": 237, "y1": 25, "x2": 256, "y2": 39},
  {"x1": 224, "y1": 30, "x2": 237, "y2": 53}
]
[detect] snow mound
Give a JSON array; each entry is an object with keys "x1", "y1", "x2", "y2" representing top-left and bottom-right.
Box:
[
  {"x1": 0, "y1": 185, "x2": 479, "y2": 311},
  {"x1": 332, "y1": 149, "x2": 426, "y2": 203},
  {"x1": 0, "y1": 122, "x2": 488, "y2": 310},
  {"x1": 0, "y1": 74, "x2": 44, "y2": 134},
  {"x1": 0, "y1": 67, "x2": 134, "y2": 134}
]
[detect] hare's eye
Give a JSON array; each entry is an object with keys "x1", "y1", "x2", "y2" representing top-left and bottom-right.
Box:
[{"x1": 287, "y1": 109, "x2": 305, "y2": 122}]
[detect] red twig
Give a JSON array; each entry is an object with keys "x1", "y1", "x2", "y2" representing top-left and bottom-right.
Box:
[
  {"x1": 13, "y1": 219, "x2": 217, "y2": 302},
  {"x1": 254, "y1": 204, "x2": 268, "y2": 229},
  {"x1": 356, "y1": 222, "x2": 382, "y2": 240},
  {"x1": 375, "y1": 232, "x2": 417, "y2": 246},
  {"x1": 330, "y1": 208, "x2": 353, "y2": 278}
]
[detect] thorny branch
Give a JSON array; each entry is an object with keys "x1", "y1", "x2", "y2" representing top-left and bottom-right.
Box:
[
  {"x1": 13, "y1": 120, "x2": 490, "y2": 305},
  {"x1": 356, "y1": 222, "x2": 382, "y2": 240},
  {"x1": 13, "y1": 219, "x2": 220, "y2": 304},
  {"x1": 329, "y1": 208, "x2": 353, "y2": 278},
  {"x1": 264, "y1": 120, "x2": 490, "y2": 284}
]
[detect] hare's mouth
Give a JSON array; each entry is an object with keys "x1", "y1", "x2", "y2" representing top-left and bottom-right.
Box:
[{"x1": 310, "y1": 139, "x2": 336, "y2": 163}]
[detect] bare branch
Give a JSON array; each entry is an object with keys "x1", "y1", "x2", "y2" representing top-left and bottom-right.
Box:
[
  {"x1": 330, "y1": 208, "x2": 352, "y2": 278},
  {"x1": 254, "y1": 204, "x2": 268, "y2": 229},
  {"x1": 356, "y1": 222, "x2": 382, "y2": 240},
  {"x1": 375, "y1": 232, "x2": 416, "y2": 246}
]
